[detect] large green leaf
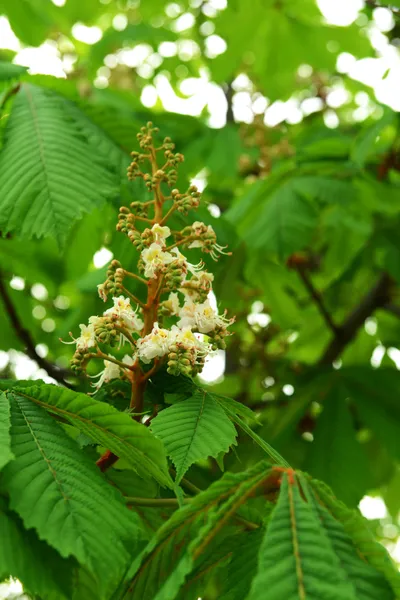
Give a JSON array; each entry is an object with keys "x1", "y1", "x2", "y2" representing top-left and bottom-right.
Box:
[
  {"x1": 15, "y1": 384, "x2": 173, "y2": 488},
  {"x1": 0, "y1": 390, "x2": 13, "y2": 470},
  {"x1": 2, "y1": 392, "x2": 142, "y2": 589},
  {"x1": 219, "y1": 529, "x2": 264, "y2": 600},
  {"x1": 0, "y1": 499, "x2": 73, "y2": 599},
  {"x1": 306, "y1": 387, "x2": 371, "y2": 506},
  {"x1": 247, "y1": 474, "x2": 361, "y2": 600},
  {"x1": 151, "y1": 388, "x2": 237, "y2": 485},
  {"x1": 0, "y1": 84, "x2": 116, "y2": 246}
]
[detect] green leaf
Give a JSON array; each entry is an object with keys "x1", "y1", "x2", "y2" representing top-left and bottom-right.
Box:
[
  {"x1": 217, "y1": 398, "x2": 290, "y2": 467},
  {"x1": 311, "y1": 478, "x2": 400, "y2": 597},
  {"x1": 0, "y1": 500, "x2": 73, "y2": 599},
  {"x1": 0, "y1": 391, "x2": 13, "y2": 470},
  {"x1": 243, "y1": 182, "x2": 318, "y2": 260},
  {"x1": 122, "y1": 461, "x2": 272, "y2": 599},
  {"x1": 305, "y1": 388, "x2": 371, "y2": 506},
  {"x1": 0, "y1": 61, "x2": 28, "y2": 81},
  {"x1": 0, "y1": 0, "x2": 54, "y2": 46},
  {"x1": 0, "y1": 84, "x2": 116, "y2": 246},
  {"x1": 305, "y1": 481, "x2": 394, "y2": 600},
  {"x1": 2, "y1": 392, "x2": 142, "y2": 589},
  {"x1": 342, "y1": 368, "x2": 400, "y2": 461},
  {"x1": 15, "y1": 384, "x2": 173, "y2": 488},
  {"x1": 219, "y1": 529, "x2": 264, "y2": 600},
  {"x1": 351, "y1": 110, "x2": 396, "y2": 167},
  {"x1": 151, "y1": 388, "x2": 237, "y2": 485},
  {"x1": 247, "y1": 474, "x2": 361, "y2": 600}
]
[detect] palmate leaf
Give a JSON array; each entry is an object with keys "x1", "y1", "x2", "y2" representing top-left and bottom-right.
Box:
[
  {"x1": 247, "y1": 473, "x2": 398, "y2": 600},
  {"x1": 2, "y1": 393, "x2": 143, "y2": 591},
  {"x1": 219, "y1": 529, "x2": 264, "y2": 600},
  {"x1": 0, "y1": 83, "x2": 116, "y2": 246},
  {"x1": 242, "y1": 181, "x2": 318, "y2": 260},
  {"x1": 247, "y1": 474, "x2": 361, "y2": 600},
  {"x1": 150, "y1": 388, "x2": 237, "y2": 485},
  {"x1": 15, "y1": 384, "x2": 172, "y2": 488},
  {"x1": 0, "y1": 390, "x2": 13, "y2": 470},
  {"x1": 120, "y1": 461, "x2": 273, "y2": 600}
]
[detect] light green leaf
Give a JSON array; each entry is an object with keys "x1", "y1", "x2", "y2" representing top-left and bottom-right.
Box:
[
  {"x1": 3, "y1": 393, "x2": 142, "y2": 589},
  {"x1": 351, "y1": 110, "x2": 396, "y2": 167},
  {"x1": 0, "y1": 500, "x2": 73, "y2": 599},
  {"x1": 151, "y1": 388, "x2": 237, "y2": 485},
  {"x1": 15, "y1": 384, "x2": 173, "y2": 488},
  {"x1": 0, "y1": 391, "x2": 13, "y2": 470},
  {"x1": 243, "y1": 182, "x2": 318, "y2": 260},
  {"x1": 0, "y1": 84, "x2": 116, "y2": 246}
]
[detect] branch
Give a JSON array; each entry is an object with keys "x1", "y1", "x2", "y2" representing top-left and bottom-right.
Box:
[
  {"x1": 96, "y1": 449, "x2": 119, "y2": 472},
  {"x1": 296, "y1": 266, "x2": 339, "y2": 335},
  {"x1": 384, "y1": 303, "x2": 400, "y2": 318},
  {"x1": 125, "y1": 496, "x2": 190, "y2": 507},
  {"x1": 0, "y1": 273, "x2": 74, "y2": 388},
  {"x1": 224, "y1": 81, "x2": 234, "y2": 124},
  {"x1": 319, "y1": 272, "x2": 392, "y2": 366}
]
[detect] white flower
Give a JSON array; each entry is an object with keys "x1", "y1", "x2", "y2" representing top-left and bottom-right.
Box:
[
  {"x1": 163, "y1": 292, "x2": 180, "y2": 315},
  {"x1": 177, "y1": 299, "x2": 231, "y2": 334},
  {"x1": 122, "y1": 354, "x2": 136, "y2": 367},
  {"x1": 61, "y1": 322, "x2": 97, "y2": 351},
  {"x1": 170, "y1": 325, "x2": 209, "y2": 355},
  {"x1": 151, "y1": 223, "x2": 171, "y2": 245},
  {"x1": 188, "y1": 222, "x2": 229, "y2": 261},
  {"x1": 104, "y1": 296, "x2": 143, "y2": 331},
  {"x1": 171, "y1": 247, "x2": 203, "y2": 275},
  {"x1": 137, "y1": 323, "x2": 172, "y2": 363},
  {"x1": 141, "y1": 243, "x2": 174, "y2": 278},
  {"x1": 90, "y1": 358, "x2": 120, "y2": 391}
]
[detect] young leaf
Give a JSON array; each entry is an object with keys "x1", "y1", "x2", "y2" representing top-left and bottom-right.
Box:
[
  {"x1": 0, "y1": 391, "x2": 13, "y2": 470},
  {"x1": 247, "y1": 474, "x2": 359, "y2": 600},
  {"x1": 15, "y1": 384, "x2": 172, "y2": 488},
  {"x1": 150, "y1": 388, "x2": 237, "y2": 485},
  {"x1": 0, "y1": 500, "x2": 73, "y2": 599},
  {"x1": 2, "y1": 393, "x2": 143, "y2": 589},
  {"x1": 0, "y1": 83, "x2": 116, "y2": 246}
]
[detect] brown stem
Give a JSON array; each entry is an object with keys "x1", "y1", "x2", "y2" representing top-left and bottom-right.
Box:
[
  {"x1": 0, "y1": 272, "x2": 74, "y2": 387},
  {"x1": 96, "y1": 450, "x2": 119, "y2": 472},
  {"x1": 296, "y1": 266, "x2": 338, "y2": 335}
]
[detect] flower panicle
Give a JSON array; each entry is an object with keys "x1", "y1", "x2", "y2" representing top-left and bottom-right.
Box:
[{"x1": 62, "y1": 124, "x2": 234, "y2": 391}]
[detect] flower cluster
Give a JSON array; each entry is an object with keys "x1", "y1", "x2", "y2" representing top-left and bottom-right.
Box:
[{"x1": 62, "y1": 123, "x2": 234, "y2": 402}]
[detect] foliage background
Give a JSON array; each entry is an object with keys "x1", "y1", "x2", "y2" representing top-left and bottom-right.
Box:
[{"x1": 1, "y1": 0, "x2": 400, "y2": 596}]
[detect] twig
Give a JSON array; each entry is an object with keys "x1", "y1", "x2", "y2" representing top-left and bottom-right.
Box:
[
  {"x1": 296, "y1": 266, "x2": 338, "y2": 335},
  {"x1": 96, "y1": 450, "x2": 119, "y2": 472},
  {"x1": 0, "y1": 272, "x2": 74, "y2": 388},
  {"x1": 125, "y1": 496, "x2": 190, "y2": 507},
  {"x1": 319, "y1": 273, "x2": 392, "y2": 366}
]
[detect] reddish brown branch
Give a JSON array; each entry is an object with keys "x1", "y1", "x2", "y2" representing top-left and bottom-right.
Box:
[
  {"x1": 96, "y1": 450, "x2": 119, "y2": 472},
  {"x1": 0, "y1": 273, "x2": 74, "y2": 388}
]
